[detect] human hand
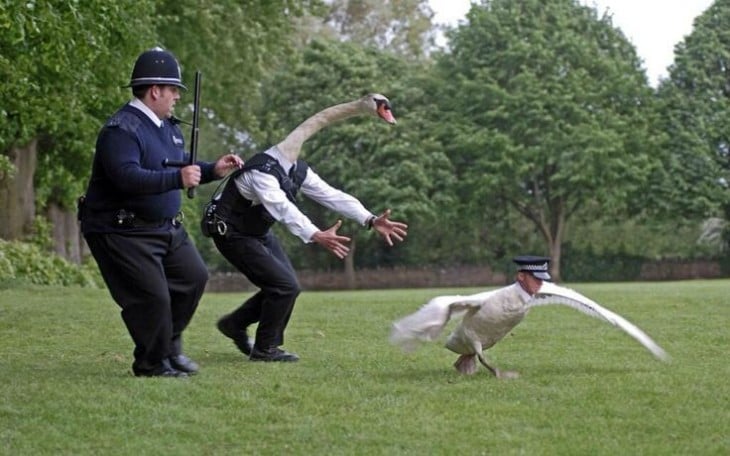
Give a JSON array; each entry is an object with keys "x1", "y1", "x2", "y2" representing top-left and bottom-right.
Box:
[
  {"x1": 371, "y1": 209, "x2": 408, "y2": 246},
  {"x1": 311, "y1": 220, "x2": 352, "y2": 259},
  {"x1": 180, "y1": 165, "x2": 201, "y2": 188},
  {"x1": 214, "y1": 153, "x2": 244, "y2": 177}
]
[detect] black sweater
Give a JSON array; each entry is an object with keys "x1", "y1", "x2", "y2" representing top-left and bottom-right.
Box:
[{"x1": 82, "y1": 103, "x2": 215, "y2": 233}]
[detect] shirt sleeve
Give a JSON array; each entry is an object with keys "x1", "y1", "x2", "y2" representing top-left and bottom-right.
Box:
[
  {"x1": 299, "y1": 168, "x2": 374, "y2": 226},
  {"x1": 237, "y1": 170, "x2": 321, "y2": 243}
]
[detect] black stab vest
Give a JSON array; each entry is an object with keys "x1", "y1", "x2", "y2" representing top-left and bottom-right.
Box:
[{"x1": 214, "y1": 153, "x2": 308, "y2": 236}]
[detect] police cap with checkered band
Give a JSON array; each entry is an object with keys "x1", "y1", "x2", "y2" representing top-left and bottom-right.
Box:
[{"x1": 513, "y1": 255, "x2": 552, "y2": 281}]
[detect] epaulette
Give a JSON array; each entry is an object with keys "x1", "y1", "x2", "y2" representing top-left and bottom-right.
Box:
[
  {"x1": 105, "y1": 110, "x2": 142, "y2": 134},
  {"x1": 242, "y1": 153, "x2": 278, "y2": 173},
  {"x1": 236, "y1": 153, "x2": 308, "y2": 185}
]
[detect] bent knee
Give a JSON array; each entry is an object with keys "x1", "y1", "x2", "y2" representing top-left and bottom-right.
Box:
[{"x1": 277, "y1": 279, "x2": 301, "y2": 298}]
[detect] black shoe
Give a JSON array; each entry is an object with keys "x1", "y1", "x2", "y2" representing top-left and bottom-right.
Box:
[
  {"x1": 132, "y1": 359, "x2": 188, "y2": 378},
  {"x1": 217, "y1": 316, "x2": 252, "y2": 356},
  {"x1": 169, "y1": 354, "x2": 199, "y2": 374},
  {"x1": 249, "y1": 346, "x2": 299, "y2": 362}
]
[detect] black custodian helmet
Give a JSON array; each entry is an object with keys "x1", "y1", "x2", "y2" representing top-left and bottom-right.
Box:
[{"x1": 126, "y1": 46, "x2": 187, "y2": 90}]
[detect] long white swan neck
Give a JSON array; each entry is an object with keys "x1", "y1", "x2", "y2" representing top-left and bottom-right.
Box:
[{"x1": 276, "y1": 100, "x2": 362, "y2": 161}]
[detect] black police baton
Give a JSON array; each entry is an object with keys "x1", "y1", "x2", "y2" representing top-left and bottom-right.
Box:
[{"x1": 163, "y1": 70, "x2": 201, "y2": 199}]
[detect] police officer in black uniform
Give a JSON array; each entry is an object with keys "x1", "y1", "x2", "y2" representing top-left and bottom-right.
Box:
[
  {"x1": 210, "y1": 146, "x2": 408, "y2": 362},
  {"x1": 80, "y1": 47, "x2": 243, "y2": 377}
]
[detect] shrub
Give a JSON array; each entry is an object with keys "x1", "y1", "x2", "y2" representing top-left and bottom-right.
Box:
[{"x1": 0, "y1": 240, "x2": 102, "y2": 288}]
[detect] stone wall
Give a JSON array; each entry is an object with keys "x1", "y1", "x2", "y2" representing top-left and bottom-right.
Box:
[
  {"x1": 639, "y1": 259, "x2": 722, "y2": 281},
  {"x1": 206, "y1": 259, "x2": 726, "y2": 292}
]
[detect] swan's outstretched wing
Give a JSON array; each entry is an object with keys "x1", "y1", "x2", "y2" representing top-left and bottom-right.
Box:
[
  {"x1": 390, "y1": 289, "x2": 499, "y2": 352},
  {"x1": 531, "y1": 282, "x2": 670, "y2": 361}
]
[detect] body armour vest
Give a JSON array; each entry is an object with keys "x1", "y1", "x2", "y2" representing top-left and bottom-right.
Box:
[{"x1": 214, "y1": 153, "x2": 309, "y2": 236}]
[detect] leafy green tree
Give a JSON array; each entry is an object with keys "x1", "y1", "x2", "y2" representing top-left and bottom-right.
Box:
[
  {"x1": 250, "y1": 39, "x2": 454, "y2": 284},
  {"x1": 295, "y1": 0, "x2": 436, "y2": 60},
  {"x1": 655, "y1": 0, "x2": 730, "y2": 252},
  {"x1": 431, "y1": 0, "x2": 658, "y2": 279},
  {"x1": 0, "y1": 0, "x2": 157, "y2": 241},
  {"x1": 154, "y1": 0, "x2": 324, "y2": 150},
  {"x1": 0, "y1": 1, "x2": 324, "y2": 263}
]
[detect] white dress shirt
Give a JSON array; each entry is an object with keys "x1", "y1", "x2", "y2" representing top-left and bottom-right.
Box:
[
  {"x1": 129, "y1": 98, "x2": 162, "y2": 127},
  {"x1": 233, "y1": 146, "x2": 375, "y2": 243}
]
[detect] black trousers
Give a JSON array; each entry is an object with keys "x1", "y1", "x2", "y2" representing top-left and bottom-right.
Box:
[
  {"x1": 84, "y1": 223, "x2": 208, "y2": 370},
  {"x1": 213, "y1": 229, "x2": 300, "y2": 349}
]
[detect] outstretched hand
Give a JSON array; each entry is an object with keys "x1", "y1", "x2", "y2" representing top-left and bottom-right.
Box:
[
  {"x1": 311, "y1": 220, "x2": 352, "y2": 259},
  {"x1": 371, "y1": 209, "x2": 408, "y2": 246}
]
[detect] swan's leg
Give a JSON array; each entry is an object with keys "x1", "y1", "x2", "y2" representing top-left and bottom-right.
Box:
[
  {"x1": 475, "y1": 351, "x2": 499, "y2": 376},
  {"x1": 475, "y1": 351, "x2": 520, "y2": 379},
  {"x1": 453, "y1": 354, "x2": 478, "y2": 375}
]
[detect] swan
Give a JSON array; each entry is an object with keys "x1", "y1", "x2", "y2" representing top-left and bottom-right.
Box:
[
  {"x1": 390, "y1": 280, "x2": 669, "y2": 379},
  {"x1": 275, "y1": 93, "x2": 396, "y2": 162}
]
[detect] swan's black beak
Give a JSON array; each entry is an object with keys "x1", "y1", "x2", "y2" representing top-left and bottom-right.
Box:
[{"x1": 377, "y1": 103, "x2": 396, "y2": 124}]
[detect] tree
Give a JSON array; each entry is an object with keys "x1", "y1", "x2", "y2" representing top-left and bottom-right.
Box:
[
  {"x1": 295, "y1": 0, "x2": 437, "y2": 60},
  {"x1": 0, "y1": 0, "x2": 157, "y2": 260},
  {"x1": 432, "y1": 0, "x2": 658, "y2": 280},
  {"x1": 0, "y1": 1, "x2": 322, "y2": 262},
  {"x1": 655, "y1": 0, "x2": 730, "y2": 253},
  {"x1": 154, "y1": 0, "x2": 323, "y2": 150}
]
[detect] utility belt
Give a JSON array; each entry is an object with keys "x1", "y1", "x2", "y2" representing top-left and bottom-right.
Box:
[
  {"x1": 113, "y1": 209, "x2": 183, "y2": 228},
  {"x1": 77, "y1": 196, "x2": 182, "y2": 228},
  {"x1": 200, "y1": 200, "x2": 276, "y2": 238},
  {"x1": 200, "y1": 200, "x2": 228, "y2": 237}
]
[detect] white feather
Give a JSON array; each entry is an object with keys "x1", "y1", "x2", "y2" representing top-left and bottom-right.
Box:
[
  {"x1": 531, "y1": 282, "x2": 670, "y2": 361},
  {"x1": 389, "y1": 290, "x2": 498, "y2": 352}
]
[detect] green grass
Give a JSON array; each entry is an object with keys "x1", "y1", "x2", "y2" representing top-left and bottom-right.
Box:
[{"x1": 1, "y1": 280, "x2": 728, "y2": 455}]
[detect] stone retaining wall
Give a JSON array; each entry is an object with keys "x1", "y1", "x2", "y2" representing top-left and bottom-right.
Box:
[{"x1": 206, "y1": 259, "x2": 726, "y2": 292}]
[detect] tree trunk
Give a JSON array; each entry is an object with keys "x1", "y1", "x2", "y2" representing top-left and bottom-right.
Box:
[
  {"x1": 549, "y1": 237, "x2": 562, "y2": 282},
  {"x1": 47, "y1": 202, "x2": 84, "y2": 264},
  {"x1": 533, "y1": 202, "x2": 566, "y2": 282},
  {"x1": 547, "y1": 211, "x2": 566, "y2": 282},
  {"x1": 0, "y1": 139, "x2": 38, "y2": 240},
  {"x1": 344, "y1": 238, "x2": 357, "y2": 289}
]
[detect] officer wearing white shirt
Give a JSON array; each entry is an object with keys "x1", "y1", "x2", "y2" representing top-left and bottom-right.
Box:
[{"x1": 212, "y1": 145, "x2": 408, "y2": 362}]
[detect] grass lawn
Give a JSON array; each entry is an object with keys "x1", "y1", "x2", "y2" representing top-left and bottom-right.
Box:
[{"x1": 0, "y1": 280, "x2": 728, "y2": 455}]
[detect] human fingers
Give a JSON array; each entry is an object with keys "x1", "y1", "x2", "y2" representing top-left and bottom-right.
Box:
[
  {"x1": 225, "y1": 154, "x2": 244, "y2": 168},
  {"x1": 181, "y1": 165, "x2": 201, "y2": 187},
  {"x1": 328, "y1": 240, "x2": 350, "y2": 259},
  {"x1": 327, "y1": 219, "x2": 343, "y2": 233}
]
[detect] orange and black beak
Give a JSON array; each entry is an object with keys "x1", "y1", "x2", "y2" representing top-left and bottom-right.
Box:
[{"x1": 376, "y1": 100, "x2": 397, "y2": 125}]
